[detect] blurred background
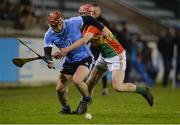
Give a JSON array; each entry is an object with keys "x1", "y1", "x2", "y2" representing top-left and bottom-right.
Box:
[{"x1": 0, "y1": 0, "x2": 180, "y2": 88}]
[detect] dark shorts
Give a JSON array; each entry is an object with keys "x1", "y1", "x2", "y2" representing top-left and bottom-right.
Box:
[{"x1": 60, "y1": 56, "x2": 92, "y2": 75}]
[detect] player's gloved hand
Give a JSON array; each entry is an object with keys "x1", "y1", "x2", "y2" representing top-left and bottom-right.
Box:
[
  {"x1": 47, "y1": 60, "x2": 55, "y2": 69},
  {"x1": 59, "y1": 47, "x2": 70, "y2": 57},
  {"x1": 52, "y1": 51, "x2": 61, "y2": 59}
]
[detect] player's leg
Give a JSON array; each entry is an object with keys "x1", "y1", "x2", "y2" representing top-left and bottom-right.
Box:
[
  {"x1": 111, "y1": 69, "x2": 154, "y2": 107},
  {"x1": 74, "y1": 66, "x2": 107, "y2": 114},
  {"x1": 102, "y1": 74, "x2": 108, "y2": 95},
  {"x1": 56, "y1": 73, "x2": 73, "y2": 114},
  {"x1": 111, "y1": 69, "x2": 136, "y2": 92},
  {"x1": 107, "y1": 51, "x2": 136, "y2": 92},
  {"x1": 88, "y1": 55, "x2": 108, "y2": 97},
  {"x1": 72, "y1": 56, "x2": 95, "y2": 114},
  {"x1": 72, "y1": 65, "x2": 91, "y2": 114},
  {"x1": 87, "y1": 67, "x2": 106, "y2": 97},
  {"x1": 109, "y1": 51, "x2": 153, "y2": 107},
  {"x1": 73, "y1": 65, "x2": 90, "y2": 97}
]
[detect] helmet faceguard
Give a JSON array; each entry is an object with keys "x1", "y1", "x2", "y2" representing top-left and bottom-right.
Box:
[
  {"x1": 79, "y1": 4, "x2": 95, "y2": 16},
  {"x1": 48, "y1": 11, "x2": 64, "y2": 32}
]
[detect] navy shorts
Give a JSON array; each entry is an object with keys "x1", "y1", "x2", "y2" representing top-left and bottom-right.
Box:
[{"x1": 60, "y1": 56, "x2": 92, "y2": 75}]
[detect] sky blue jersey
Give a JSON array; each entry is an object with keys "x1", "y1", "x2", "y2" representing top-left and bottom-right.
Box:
[{"x1": 44, "y1": 16, "x2": 92, "y2": 63}]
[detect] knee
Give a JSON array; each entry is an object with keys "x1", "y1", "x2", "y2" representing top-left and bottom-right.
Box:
[
  {"x1": 72, "y1": 76, "x2": 82, "y2": 85},
  {"x1": 112, "y1": 81, "x2": 124, "y2": 92},
  {"x1": 56, "y1": 85, "x2": 62, "y2": 92},
  {"x1": 112, "y1": 84, "x2": 121, "y2": 92},
  {"x1": 56, "y1": 82, "x2": 65, "y2": 93}
]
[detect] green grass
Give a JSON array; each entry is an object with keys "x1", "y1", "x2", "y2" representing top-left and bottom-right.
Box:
[{"x1": 0, "y1": 83, "x2": 180, "y2": 124}]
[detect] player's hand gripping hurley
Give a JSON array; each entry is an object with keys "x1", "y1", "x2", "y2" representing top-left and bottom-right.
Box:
[{"x1": 13, "y1": 39, "x2": 55, "y2": 69}]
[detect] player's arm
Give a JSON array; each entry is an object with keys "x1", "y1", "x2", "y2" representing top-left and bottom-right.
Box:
[
  {"x1": 59, "y1": 32, "x2": 94, "y2": 57},
  {"x1": 82, "y1": 16, "x2": 104, "y2": 30},
  {"x1": 67, "y1": 25, "x2": 100, "y2": 51},
  {"x1": 44, "y1": 34, "x2": 55, "y2": 69},
  {"x1": 69, "y1": 32, "x2": 94, "y2": 51},
  {"x1": 44, "y1": 47, "x2": 52, "y2": 61},
  {"x1": 44, "y1": 33, "x2": 53, "y2": 61},
  {"x1": 82, "y1": 16, "x2": 111, "y2": 40}
]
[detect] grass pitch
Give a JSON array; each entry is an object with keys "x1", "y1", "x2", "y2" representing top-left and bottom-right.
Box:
[{"x1": 0, "y1": 83, "x2": 180, "y2": 124}]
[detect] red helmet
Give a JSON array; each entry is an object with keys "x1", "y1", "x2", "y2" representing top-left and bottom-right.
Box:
[
  {"x1": 48, "y1": 11, "x2": 63, "y2": 26},
  {"x1": 79, "y1": 4, "x2": 94, "y2": 15}
]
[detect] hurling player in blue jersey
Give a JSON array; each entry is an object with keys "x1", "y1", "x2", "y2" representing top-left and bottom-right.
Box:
[{"x1": 44, "y1": 11, "x2": 105, "y2": 114}]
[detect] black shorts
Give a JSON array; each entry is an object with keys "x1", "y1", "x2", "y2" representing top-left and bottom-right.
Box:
[{"x1": 60, "y1": 56, "x2": 92, "y2": 75}]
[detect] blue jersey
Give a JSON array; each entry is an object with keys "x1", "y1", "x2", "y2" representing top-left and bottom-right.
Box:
[{"x1": 44, "y1": 16, "x2": 92, "y2": 63}]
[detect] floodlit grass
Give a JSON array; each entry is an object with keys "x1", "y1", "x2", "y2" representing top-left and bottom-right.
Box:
[{"x1": 0, "y1": 83, "x2": 180, "y2": 124}]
